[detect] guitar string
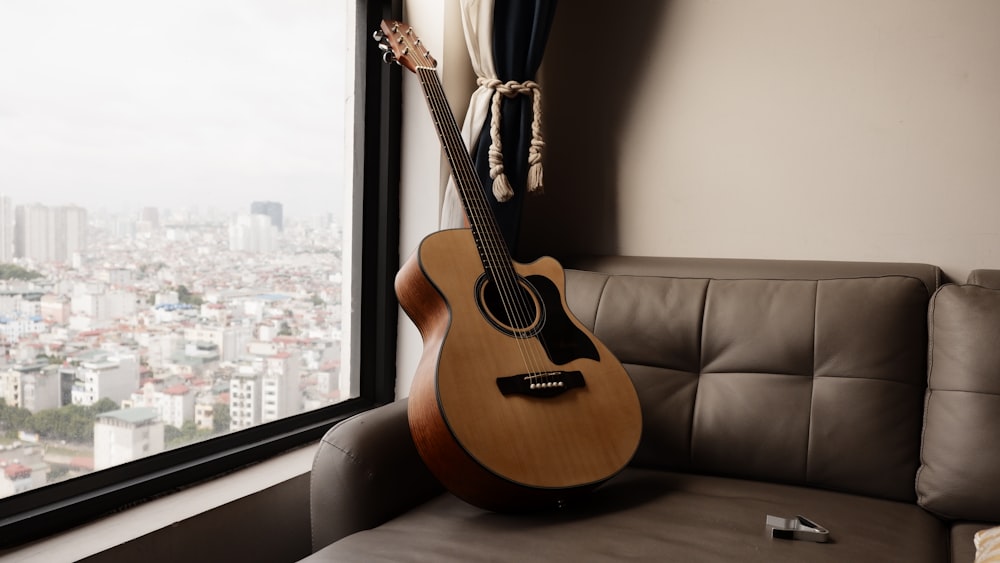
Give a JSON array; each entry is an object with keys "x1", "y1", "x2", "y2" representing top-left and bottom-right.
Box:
[
  {"x1": 398, "y1": 23, "x2": 551, "y2": 388},
  {"x1": 390, "y1": 22, "x2": 539, "y2": 377},
  {"x1": 416, "y1": 66, "x2": 543, "y2": 378},
  {"x1": 428, "y1": 68, "x2": 551, "y2": 386},
  {"x1": 417, "y1": 62, "x2": 553, "y2": 386},
  {"x1": 415, "y1": 66, "x2": 531, "y2": 352}
]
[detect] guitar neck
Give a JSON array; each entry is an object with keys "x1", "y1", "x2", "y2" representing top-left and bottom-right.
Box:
[{"x1": 415, "y1": 66, "x2": 515, "y2": 276}]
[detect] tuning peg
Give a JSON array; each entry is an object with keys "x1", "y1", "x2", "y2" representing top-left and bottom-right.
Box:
[
  {"x1": 382, "y1": 51, "x2": 397, "y2": 65},
  {"x1": 372, "y1": 29, "x2": 385, "y2": 43}
]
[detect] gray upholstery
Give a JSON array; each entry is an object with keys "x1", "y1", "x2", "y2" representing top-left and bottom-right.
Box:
[
  {"x1": 952, "y1": 523, "x2": 996, "y2": 563},
  {"x1": 917, "y1": 284, "x2": 1000, "y2": 521},
  {"x1": 564, "y1": 269, "x2": 929, "y2": 501},
  {"x1": 566, "y1": 255, "x2": 942, "y2": 294},
  {"x1": 968, "y1": 269, "x2": 1000, "y2": 289},
  {"x1": 303, "y1": 256, "x2": 1000, "y2": 563},
  {"x1": 309, "y1": 400, "x2": 442, "y2": 552},
  {"x1": 310, "y1": 468, "x2": 947, "y2": 563}
]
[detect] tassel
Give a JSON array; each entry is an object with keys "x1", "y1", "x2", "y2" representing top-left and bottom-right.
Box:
[
  {"x1": 492, "y1": 174, "x2": 515, "y2": 202},
  {"x1": 479, "y1": 77, "x2": 546, "y2": 201},
  {"x1": 487, "y1": 88, "x2": 512, "y2": 202},
  {"x1": 527, "y1": 84, "x2": 544, "y2": 194},
  {"x1": 527, "y1": 161, "x2": 543, "y2": 194},
  {"x1": 526, "y1": 134, "x2": 544, "y2": 194}
]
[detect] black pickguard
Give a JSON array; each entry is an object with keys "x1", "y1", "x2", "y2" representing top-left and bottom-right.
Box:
[{"x1": 476, "y1": 273, "x2": 599, "y2": 365}]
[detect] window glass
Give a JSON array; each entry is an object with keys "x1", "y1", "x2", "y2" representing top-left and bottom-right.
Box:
[{"x1": 0, "y1": 0, "x2": 355, "y2": 500}]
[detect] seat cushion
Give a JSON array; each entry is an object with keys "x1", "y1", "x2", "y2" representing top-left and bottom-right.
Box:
[
  {"x1": 304, "y1": 469, "x2": 947, "y2": 562},
  {"x1": 917, "y1": 284, "x2": 1000, "y2": 521}
]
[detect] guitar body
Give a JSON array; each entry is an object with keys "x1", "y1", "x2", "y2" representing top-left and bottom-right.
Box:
[{"x1": 397, "y1": 229, "x2": 642, "y2": 511}]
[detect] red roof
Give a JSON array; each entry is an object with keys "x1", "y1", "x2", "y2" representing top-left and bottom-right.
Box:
[
  {"x1": 4, "y1": 463, "x2": 31, "y2": 480},
  {"x1": 70, "y1": 457, "x2": 94, "y2": 470},
  {"x1": 164, "y1": 384, "x2": 189, "y2": 395}
]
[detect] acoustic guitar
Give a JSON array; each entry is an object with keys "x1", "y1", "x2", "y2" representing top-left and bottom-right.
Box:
[{"x1": 377, "y1": 20, "x2": 642, "y2": 511}]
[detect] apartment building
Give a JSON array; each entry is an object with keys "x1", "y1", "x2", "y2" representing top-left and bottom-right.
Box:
[
  {"x1": 184, "y1": 324, "x2": 251, "y2": 362},
  {"x1": 228, "y1": 368, "x2": 261, "y2": 432},
  {"x1": 93, "y1": 407, "x2": 165, "y2": 471},
  {"x1": 261, "y1": 351, "x2": 301, "y2": 423},
  {"x1": 13, "y1": 204, "x2": 87, "y2": 265},
  {"x1": 0, "y1": 364, "x2": 62, "y2": 412},
  {"x1": 122, "y1": 381, "x2": 195, "y2": 429},
  {"x1": 70, "y1": 353, "x2": 140, "y2": 407},
  {"x1": 228, "y1": 213, "x2": 278, "y2": 254}
]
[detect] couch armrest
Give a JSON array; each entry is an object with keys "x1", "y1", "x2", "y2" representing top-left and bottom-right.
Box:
[{"x1": 309, "y1": 399, "x2": 443, "y2": 552}]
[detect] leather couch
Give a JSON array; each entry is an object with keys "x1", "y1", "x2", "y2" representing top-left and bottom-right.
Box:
[{"x1": 302, "y1": 256, "x2": 1000, "y2": 562}]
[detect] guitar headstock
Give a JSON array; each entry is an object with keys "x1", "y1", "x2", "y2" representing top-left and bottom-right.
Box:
[{"x1": 374, "y1": 20, "x2": 437, "y2": 73}]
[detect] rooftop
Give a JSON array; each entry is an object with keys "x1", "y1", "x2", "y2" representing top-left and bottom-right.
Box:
[{"x1": 97, "y1": 407, "x2": 159, "y2": 425}]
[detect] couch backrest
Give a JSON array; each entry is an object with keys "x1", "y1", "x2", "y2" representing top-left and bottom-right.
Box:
[
  {"x1": 564, "y1": 256, "x2": 941, "y2": 502},
  {"x1": 917, "y1": 283, "x2": 1000, "y2": 522},
  {"x1": 968, "y1": 268, "x2": 1000, "y2": 288}
]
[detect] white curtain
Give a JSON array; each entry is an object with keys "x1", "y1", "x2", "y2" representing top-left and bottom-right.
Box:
[{"x1": 440, "y1": 0, "x2": 496, "y2": 230}]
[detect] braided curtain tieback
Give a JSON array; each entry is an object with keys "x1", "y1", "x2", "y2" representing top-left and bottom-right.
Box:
[{"x1": 478, "y1": 77, "x2": 545, "y2": 202}]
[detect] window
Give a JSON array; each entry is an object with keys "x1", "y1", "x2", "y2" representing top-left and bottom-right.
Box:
[{"x1": 0, "y1": 0, "x2": 398, "y2": 545}]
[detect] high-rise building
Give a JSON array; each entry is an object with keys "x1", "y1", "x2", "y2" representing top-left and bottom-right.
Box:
[
  {"x1": 0, "y1": 196, "x2": 13, "y2": 262},
  {"x1": 229, "y1": 369, "x2": 261, "y2": 432},
  {"x1": 13, "y1": 204, "x2": 87, "y2": 264},
  {"x1": 140, "y1": 207, "x2": 160, "y2": 229},
  {"x1": 59, "y1": 205, "x2": 87, "y2": 262},
  {"x1": 229, "y1": 214, "x2": 278, "y2": 254},
  {"x1": 250, "y1": 201, "x2": 283, "y2": 231}
]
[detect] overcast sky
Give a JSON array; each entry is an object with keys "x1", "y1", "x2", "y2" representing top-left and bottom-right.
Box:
[{"x1": 0, "y1": 0, "x2": 349, "y2": 220}]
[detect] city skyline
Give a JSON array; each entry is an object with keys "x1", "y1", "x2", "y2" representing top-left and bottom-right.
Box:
[
  {"x1": 0, "y1": 188, "x2": 347, "y2": 500},
  {"x1": 0, "y1": 195, "x2": 330, "y2": 224},
  {"x1": 0, "y1": 1, "x2": 351, "y2": 220}
]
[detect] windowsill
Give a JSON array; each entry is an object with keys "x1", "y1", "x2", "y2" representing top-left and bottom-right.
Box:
[{"x1": 0, "y1": 442, "x2": 316, "y2": 563}]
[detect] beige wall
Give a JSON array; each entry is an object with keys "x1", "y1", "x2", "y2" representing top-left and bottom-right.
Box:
[
  {"x1": 396, "y1": 1, "x2": 1000, "y2": 395},
  {"x1": 520, "y1": 0, "x2": 1000, "y2": 283}
]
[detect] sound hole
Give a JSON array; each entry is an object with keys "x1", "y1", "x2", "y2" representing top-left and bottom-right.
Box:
[{"x1": 475, "y1": 274, "x2": 545, "y2": 338}]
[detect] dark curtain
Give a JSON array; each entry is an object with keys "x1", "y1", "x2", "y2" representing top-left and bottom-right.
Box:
[{"x1": 471, "y1": 0, "x2": 557, "y2": 252}]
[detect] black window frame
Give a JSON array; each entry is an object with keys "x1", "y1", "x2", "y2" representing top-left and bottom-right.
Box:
[{"x1": 0, "y1": 0, "x2": 401, "y2": 547}]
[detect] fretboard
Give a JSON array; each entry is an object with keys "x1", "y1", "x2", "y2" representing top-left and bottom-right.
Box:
[{"x1": 416, "y1": 66, "x2": 515, "y2": 282}]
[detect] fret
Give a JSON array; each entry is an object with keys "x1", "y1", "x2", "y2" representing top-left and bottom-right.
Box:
[
  {"x1": 381, "y1": 19, "x2": 528, "y2": 322},
  {"x1": 416, "y1": 67, "x2": 517, "y2": 284}
]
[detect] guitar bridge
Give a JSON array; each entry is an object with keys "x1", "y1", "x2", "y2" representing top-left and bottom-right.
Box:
[{"x1": 496, "y1": 371, "x2": 585, "y2": 398}]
